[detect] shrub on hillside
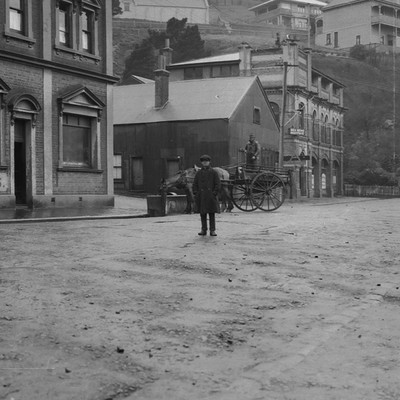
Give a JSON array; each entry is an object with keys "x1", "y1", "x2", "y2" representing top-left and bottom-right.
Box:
[{"x1": 349, "y1": 44, "x2": 374, "y2": 61}]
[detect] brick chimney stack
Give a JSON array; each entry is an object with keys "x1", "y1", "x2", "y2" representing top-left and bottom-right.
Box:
[
  {"x1": 154, "y1": 39, "x2": 173, "y2": 109},
  {"x1": 162, "y1": 38, "x2": 173, "y2": 66},
  {"x1": 238, "y1": 42, "x2": 252, "y2": 77}
]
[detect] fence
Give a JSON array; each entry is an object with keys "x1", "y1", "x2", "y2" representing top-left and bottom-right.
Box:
[{"x1": 344, "y1": 184, "x2": 400, "y2": 198}]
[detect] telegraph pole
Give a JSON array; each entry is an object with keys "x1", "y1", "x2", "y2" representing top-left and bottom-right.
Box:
[{"x1": 279, "y1": 61, "x2": 288, "y2": 168}]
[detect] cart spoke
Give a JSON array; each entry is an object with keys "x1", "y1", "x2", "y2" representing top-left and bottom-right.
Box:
[
  {"x1": 231, "y1": 183, "x2": 258, "y2": 212},
  {"x1": 251, "y1": 172, "x2": 285, "y2": 212}
]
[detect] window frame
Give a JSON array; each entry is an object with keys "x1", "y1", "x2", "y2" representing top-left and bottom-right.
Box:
[
  {"x1": 253, "y1": 107, "x2": 261, "y2": 125},
  {"x1": 57, "y1": 87, "x2": 104, "y2": 173},
  {"x1": 4, "y1": 0, "x2": 35, "y2": 46},
  {"x1": 62, "y1": 114, "x2": 93, "y2": 168},
  {"x1": 113, "y1": 154, "x2": 123, "y2": 180},
  {"x1": 54, "y1": 0, "x2": 100, "y2": 60},
  {"x1": 326, "y1": 33, "x2": 331, "y2": 45},
  {"x1": 57, "y1": 0, "x2": 74, "y2": 48}
]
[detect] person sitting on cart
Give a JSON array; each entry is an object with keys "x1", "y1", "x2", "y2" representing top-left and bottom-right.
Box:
[{"x1": 244, "y1": 134, "x2": 260, "y2": 169}]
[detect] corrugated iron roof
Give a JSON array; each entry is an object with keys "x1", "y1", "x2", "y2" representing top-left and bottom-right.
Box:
[
  {"x1": 168, "y1": 53, "x2": 240, "y2": 68},
  {"x1": 249, "y1": 0, "x2": 327, "y2": 10},
  {"x1": 114, "y1": 76, "x2": 258, "y2": 125},
  {"x1": 133, "y1": 0, "x2": 208, "y2": 8}
]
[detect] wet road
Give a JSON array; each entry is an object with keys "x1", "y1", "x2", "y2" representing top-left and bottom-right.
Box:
[{"x1": 1, "y1": 197, "x2": 400, "y2": 400}]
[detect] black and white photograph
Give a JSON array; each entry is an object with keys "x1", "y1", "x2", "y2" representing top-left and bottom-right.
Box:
[{"x1": 1, "y1": 0, "x2": 400, "y2": 399}]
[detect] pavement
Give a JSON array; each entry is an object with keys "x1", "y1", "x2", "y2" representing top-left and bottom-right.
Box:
[
  {"x1": 0, "y1": 194, "x2": 380, "y2": 224},
  {"x1": 0, "y1": 195, "x2": 149, "y2": 223}
]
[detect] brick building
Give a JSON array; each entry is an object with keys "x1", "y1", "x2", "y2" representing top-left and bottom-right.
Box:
[{"x1": 0, "y1": 1, "x2": 117, "y2": 210}]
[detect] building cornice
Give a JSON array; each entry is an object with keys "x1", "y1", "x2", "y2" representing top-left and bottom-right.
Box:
[{"x1": 0, "y1": 51, "x2": 119, "y2": 84}]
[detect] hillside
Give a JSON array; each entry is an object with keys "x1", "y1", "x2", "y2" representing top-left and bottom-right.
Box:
[{"x1": 112, "y1": 12, "x2": 400, "y2": 183}]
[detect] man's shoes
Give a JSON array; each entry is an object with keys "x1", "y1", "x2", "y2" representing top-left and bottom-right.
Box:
[
  {"x1": 198, "y1": 230, "x2": 207, "y2": 236},
  {"x1": 210, "y1": 231, "x2": 217, "y2": 236}
]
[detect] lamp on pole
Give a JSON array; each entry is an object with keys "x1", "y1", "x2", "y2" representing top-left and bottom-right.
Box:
[{"x1": 279, "y1": 61, "x2": 288, "y2": 168}]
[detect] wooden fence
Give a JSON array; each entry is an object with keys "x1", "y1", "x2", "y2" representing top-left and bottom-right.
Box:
[{"x1": 344, "y1": 184, "x2": 400, "y2": 198}]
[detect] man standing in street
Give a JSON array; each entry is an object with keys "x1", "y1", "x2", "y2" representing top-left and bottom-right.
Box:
[
  {"x1": 193, "y1": 155, "x2": 221, "y2": 237},
  {"x1": 244, "y1": 134, "x2": 260, "y2": 169}
]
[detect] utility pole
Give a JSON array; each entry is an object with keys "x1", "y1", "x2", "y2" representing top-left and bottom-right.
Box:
[{"x1": 279, "y1": 61, "x2": 288, "y2": 168}]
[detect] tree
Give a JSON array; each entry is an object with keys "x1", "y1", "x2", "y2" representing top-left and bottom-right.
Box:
[
  {"x1": 121, "y1": 18, "x2": 209, "y2": 83},
  {"x1": 112, "y1": 0, "x2": 122, "y2": 16}
]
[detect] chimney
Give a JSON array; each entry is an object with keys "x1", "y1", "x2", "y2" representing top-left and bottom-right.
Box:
[
  {"x1": 154, "y1": 53, "x2": 170, "y2": 109},
  {"x1": 238, "y1": 42, "x2": 252, "y2": 77},
  {"x1": 161, "y1": 38, "x2": 173, "y2": 67}
]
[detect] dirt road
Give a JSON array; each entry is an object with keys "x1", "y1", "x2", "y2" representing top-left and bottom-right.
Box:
[{"x1": 1, "y1": 197, "x2": 400, "y2": 400}]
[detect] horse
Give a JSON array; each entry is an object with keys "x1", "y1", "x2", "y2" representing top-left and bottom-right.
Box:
[{"x1": 160, "y1": 166, "x2": 234, "y2": 213}]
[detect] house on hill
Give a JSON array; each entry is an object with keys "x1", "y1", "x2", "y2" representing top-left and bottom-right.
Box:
[
  {"x1": 116, "y1": 0, "x2": 210, "y2": 25},
  {"x1": 113, "y1": 75, "x2": 280, "y2": 193},
  {"x1": 315, "y1": 0, "x2": 400, "y2": 50},
  {"x1": 248, "y1": 0, "x2": 326, "y2": 31},
  {"x1": 167, "y1": 41, "x2": 346, "y2": 198},
  {"x1": 0, "y1": 1, "x2": 116, "y2": 210}
]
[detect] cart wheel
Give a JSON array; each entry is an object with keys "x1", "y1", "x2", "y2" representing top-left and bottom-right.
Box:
[
  {"x1": 251, "y1": 172, "x2": 285, "y2": 211},
  {"x1": 231, "y1": 182, "x2": 258, "y2": 212}
]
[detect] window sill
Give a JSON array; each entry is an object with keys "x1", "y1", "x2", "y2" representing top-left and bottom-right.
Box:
[
  {"x1": 58, "y1": 167, "x2": 103, "y2": 174},
  {"x1": 4, "y1": 30, "x2": 36, "y2": 47},
  {"x1": 54, "y1": 45, "x2": 101, "y2": 63}
]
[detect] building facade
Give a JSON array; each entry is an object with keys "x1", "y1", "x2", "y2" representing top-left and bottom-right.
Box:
[
  {"x1": 249, "y1": 0, "x2": 326, "y2": 31},
  {"x1": 116, "y1": 0, "x2": 210, "y2": 25},
  {"x1": 315, "y1": 0, "x2": 400, "y2": 50},
  {"x1": 167, "y1": 41, "x2": 346, "y2": 198},
  {"x1": 0, "y1": 1, "x2": 117, "y2": 210}
]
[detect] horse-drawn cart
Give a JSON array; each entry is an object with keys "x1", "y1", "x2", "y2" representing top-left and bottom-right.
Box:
[
  {"x1": 161, "y1": 163, "x2": 291, "y2": 214},
  {"x1": 221, "y1": 164, "x2": 291, "y2": 212}
]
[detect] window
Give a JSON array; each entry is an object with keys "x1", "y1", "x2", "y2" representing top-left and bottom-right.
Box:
[
  {"x1": 113, "y1": 154, "x2": 122, "y2": 179},
  {"x1": 10, "y1": 0, "x2": 24, "y2": 33},
  {"x1": 4, "y1": 0, "x2": 34, "y2": 44},
  {"x1": 312, "y1": 111, "x2": 318, "y2": 140},
  {"x1": 184, "y1": 67, "x2": 203, "y2": 80},
  {"x1": 63, "y1": 114, "x2": 92, "y2": 167},
  {"x1": 297, "y1": 5, "x2": 305, "y2": 13},
  {"x1": 356, "y1": 35, "x2": 361, "y2": 45},
  {"x1": 298, "y1": 102, "x2": 305, "y2": 129},
  {"x1": 124, "y1": 2, "x2": 130, "y2": 11},
  {"x1": 253, "y1": 107, "x2": 261, "y2": 124},
  {"x1": 326, "y1": 33, "x2": 331, "y2": 45},
  {"x1": 81, "y1": 10, "x2": 94, "y2": 53},
  {"x1": 55, "y1": 1, "x2": 99, "y2": 58},
  {"x1": 58, "y1": 2, "x2": 72, "y2": 47},
  {"x1": 270, "y1": 102, "x2": 280, "y2": 123},
  {"x1": 58, "y1": 86, "x2": 104, "y2": 171}
]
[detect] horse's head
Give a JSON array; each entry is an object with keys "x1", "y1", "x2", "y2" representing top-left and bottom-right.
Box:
[{"x1": 160, "y1": 170, "x2": 187, "y2": 192}]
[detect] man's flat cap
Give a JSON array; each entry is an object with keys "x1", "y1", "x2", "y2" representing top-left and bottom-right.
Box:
[{"x1": 200, "y1": 154, "x2": 211, "y2": 161}]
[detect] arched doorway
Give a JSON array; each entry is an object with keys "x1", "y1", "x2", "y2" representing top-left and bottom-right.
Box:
[
  {"x1": 332, "y1": 160, "x2": 341, "y2": 195},
  {"x1": 312, "y1": 156, "x2": 319, "y2": 197},
  {"x1": 8, "y1": 92, "x2": 41, "y2": 206},
  {"x1": 321, "y1": 158, "x2": 329, "y2": 197}
]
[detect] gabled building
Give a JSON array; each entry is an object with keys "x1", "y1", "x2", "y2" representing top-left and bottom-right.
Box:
[
  {"x1": 167, "y1": 41, "x2": 346, "y2": 198},
  {"x1": 249, "y1": 0, "x2": 326, "y2": 31},
  {"x1": 0, "y1": 1, "x2": 117, "y2": 210},
  {"x1": 116, "y1": 0, "x2": 210, "y2": 25},
  {"x1": 113, "y1": 74, "x2": 280, "y2": 193},
  {"x1": 315, "y1": 0, "x2": 400, "y2": 50}
]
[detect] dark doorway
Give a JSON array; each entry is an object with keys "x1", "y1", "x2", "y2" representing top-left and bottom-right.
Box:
[{"x1": 14, "y1": 120, "x2": 27, "y2": 205}]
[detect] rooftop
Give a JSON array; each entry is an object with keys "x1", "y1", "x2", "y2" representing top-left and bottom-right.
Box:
[
  {"x1": 249, "y1": 0, "x2": 327, "y2": 10},
  {"x1": 114, "y1": 76, "x2": 260, "y2": 125}
]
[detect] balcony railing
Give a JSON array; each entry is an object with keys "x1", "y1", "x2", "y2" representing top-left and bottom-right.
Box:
[{"x1": 371, "y1": 14, "x2": 400, "y2": 28}]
